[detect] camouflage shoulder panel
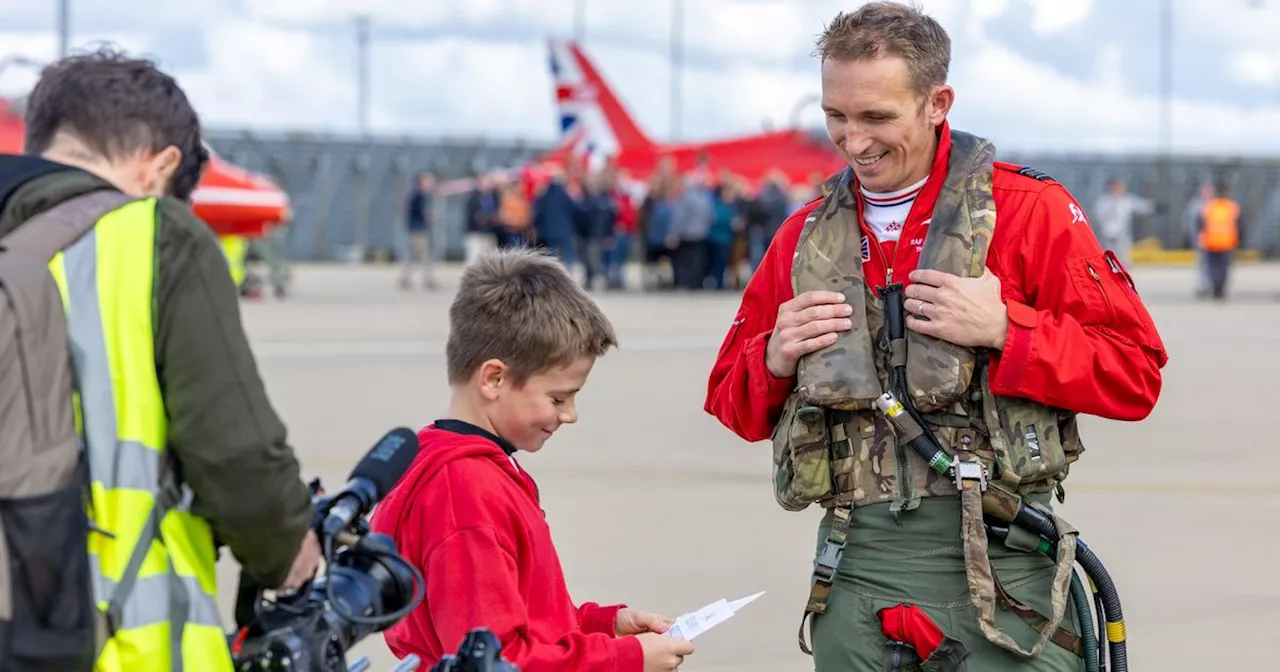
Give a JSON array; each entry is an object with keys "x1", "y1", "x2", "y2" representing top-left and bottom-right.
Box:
[{"x1": 995, "y1": 160, "x2": 1059, "y2": 185}]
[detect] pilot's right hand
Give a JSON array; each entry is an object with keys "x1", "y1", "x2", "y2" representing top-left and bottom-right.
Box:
[{"x1": 765, "y1": 290, "x2": 853, "y2": 378}]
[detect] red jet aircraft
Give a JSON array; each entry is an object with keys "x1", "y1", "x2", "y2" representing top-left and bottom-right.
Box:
[
  {"x1": 540, "y1": 38, "x2": 845, "y2": 189},
  {"x1": 0, "y1": 96, "x2": 289, "y2": 238}
]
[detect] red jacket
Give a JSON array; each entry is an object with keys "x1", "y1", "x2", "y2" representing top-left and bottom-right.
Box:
[
  {"x1": 368, "y1": 424, "x2": 644, "y2": 671},
  {"x1": 612, "y1": 187, "x2": 638, "y2": 234},
  {"x1": 705, "y1": 121, "x2": 1168, "y2": 443}
]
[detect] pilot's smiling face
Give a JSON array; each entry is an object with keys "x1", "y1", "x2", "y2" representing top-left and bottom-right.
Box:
[{"x1": 820, "y1": 55, "x2": 953, "y2": 194}]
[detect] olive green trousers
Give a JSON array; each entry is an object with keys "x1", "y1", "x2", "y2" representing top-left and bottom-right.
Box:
[{"x1": 808, "y1": 497, "x2": 1085, "y2": 672}]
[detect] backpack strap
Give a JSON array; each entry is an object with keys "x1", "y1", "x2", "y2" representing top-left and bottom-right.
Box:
[{"x1": 0, "y1": 189, "x2": 137, "y2": 262}]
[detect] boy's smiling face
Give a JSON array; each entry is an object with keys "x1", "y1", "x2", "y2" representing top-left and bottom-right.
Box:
[{"x1": 481, "y1": 356, "x2": 596, "y2": 453}]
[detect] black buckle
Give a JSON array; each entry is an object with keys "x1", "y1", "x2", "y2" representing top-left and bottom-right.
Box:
[{"x1": 814, "y1": 540, "x2": 844, "y2": 581}]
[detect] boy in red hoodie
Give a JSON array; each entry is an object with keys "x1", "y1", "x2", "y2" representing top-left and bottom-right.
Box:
[{"x1": 370, "y1": 248, "x2": 696, "y2": 671}]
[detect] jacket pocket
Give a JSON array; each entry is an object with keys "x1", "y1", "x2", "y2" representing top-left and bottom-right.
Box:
[
  {"x1": 714, "y1": 315, "x2": 747, "y2": 364},
  {"x1": 1100, "y1": 250, "x2": 1165, "y2": 354},
  {"x1": 1072, "y1": 253, "x2": 1116, "y2": 326}
]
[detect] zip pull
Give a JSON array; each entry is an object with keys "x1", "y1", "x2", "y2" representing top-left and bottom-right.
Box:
[
  {"x1": 89, "y1": 520, "x2": 117, "y2": 539},
  {"x1": 886, "y1": 267, "x2": 893, "y2": 283}
]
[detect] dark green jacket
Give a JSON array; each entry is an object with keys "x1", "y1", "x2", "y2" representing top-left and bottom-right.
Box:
[{"x1": 0, "y1": 154, "x2": 312, "y2": 588}]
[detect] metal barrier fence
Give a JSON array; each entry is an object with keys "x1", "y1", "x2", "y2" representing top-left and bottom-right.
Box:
[
  {"x1": 205, "y1": 130, "x2": 1280, "y2": 261},
  {"x1": 998, "y1": 151, "x2": 1280, "y2": 255},
  {"x1": 206, "y1": 130, "x2": 549, "y2": 262}
]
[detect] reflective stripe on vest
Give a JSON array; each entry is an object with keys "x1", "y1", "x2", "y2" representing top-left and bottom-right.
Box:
[{"x1": 49, "y1": 198, "x2": 233, "y2": 672}]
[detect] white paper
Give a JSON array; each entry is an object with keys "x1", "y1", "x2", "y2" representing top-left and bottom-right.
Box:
[{"x1": 664, "y1": 591, "x2": 765, "y2": 640}]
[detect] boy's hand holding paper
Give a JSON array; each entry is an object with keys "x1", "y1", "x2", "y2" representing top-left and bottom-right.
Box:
[{"x1": 615, "y1": 608, "x2": 674, "y2": 636}]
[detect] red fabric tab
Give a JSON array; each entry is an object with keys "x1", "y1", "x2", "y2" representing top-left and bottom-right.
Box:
[{"x1": 878, "y1": 603, "x2": 945, "y2": 661}]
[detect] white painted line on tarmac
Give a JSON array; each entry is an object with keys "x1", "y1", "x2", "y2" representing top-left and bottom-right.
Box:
[{"x1": 252, "y1": 335, "x2": 724, "y2": 358}]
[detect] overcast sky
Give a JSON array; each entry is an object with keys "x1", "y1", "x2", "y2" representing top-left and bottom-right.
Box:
[{"x1": 2, "y1": 0, "x2": 1279, "y2": 156}]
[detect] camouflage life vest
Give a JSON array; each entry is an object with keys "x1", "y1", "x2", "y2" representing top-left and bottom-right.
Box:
[{"x1": 772, "y1": 130, "x2": 1086, "y2": 660}]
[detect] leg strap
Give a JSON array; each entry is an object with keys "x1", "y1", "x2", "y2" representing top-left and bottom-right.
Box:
[
  {"x1": 959, "y1": 481, "x2": 1080, "y2": 659},
  {"x1": 797, "y1": 505, "x2": 851, "y2": 655}
]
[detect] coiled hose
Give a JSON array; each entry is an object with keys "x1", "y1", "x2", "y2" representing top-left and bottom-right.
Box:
[
  {"x1": 1009, "y1": 506, "x2": 1126, "y2": 672},
  {"x1": 1076, "y1": 539, "x2": 1126, "y2": 671},
  {"x1": 1070, "y1": 570, "x2": 1100, "y2": 672}
]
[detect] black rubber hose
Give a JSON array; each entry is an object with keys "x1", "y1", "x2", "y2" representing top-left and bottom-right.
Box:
[
  {"x1": 1070, "y1": 570, "x2": 1100, "y2": 672},
  {"x1": 1076, "y1": 540, "x2": 1126, "y2": 671},
  {"x1": 1094, "y1": 588, "x2": 1108, "y2": 672},
  {"x1": 1010, "y1": 507, "x2": 1126, "y2": 672}
]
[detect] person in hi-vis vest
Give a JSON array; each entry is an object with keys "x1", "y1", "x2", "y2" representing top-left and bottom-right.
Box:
[
  {"x1": 0, "y1": 46, "x2": 321, "y2": 671},
  {"x1": 219, "y1": 233, "x2": 249, "y2": 288},
  {"x1": 1198, "y1": 182, "x2": 1241, "y2": 301}
]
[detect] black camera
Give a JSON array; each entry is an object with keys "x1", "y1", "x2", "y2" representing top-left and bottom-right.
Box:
[
  {"x1": 228, "y1": 429, "x2": 427, "y2": 672},
  {"x1": 227, "y1": 428, "x2": 522, "y2": 672},
  {"x1": 429, "y1": 629, "x2": 519, "y2": 672}
]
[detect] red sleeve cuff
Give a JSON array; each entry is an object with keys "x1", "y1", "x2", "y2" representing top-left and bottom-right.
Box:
[
  {"x1": 746, "y1": 331, "x2": 795, "y2": 405},
  {"x1": 614, "y1": 635, "x2": 645, "y2": 672},
  {"x1": 578, "y1": 602, "x2": 626, "y2": 637},
  {"x1": 993, "y1": 300, "x2": 1036, "y2": 393}
]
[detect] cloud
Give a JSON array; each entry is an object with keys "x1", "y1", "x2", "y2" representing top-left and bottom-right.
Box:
[
  {"x1": 952, "y1": 38, "x2": 1280, "y2": 155},
  {"x1": 3, "y1": 0, "x2": 1279, "y2": 157},
  {"x1": 1229, "y1": 49, "x2": 1280, "y2": 87},
  {"x1": 173, "y1": 18, "x2": 358, "y2": 133},
  {"x1": 0, "y1": 29, "x2": 153, "y2": 97},
  {"x1": 966, "y1": 0, "x2": 1009, "y2": 38},
  {"x1": 1026, "y1": 0, "x2": 1094, "y2": 36},
  {"x1": 1178, "y1": 0, "x2": 1280, "y2": 50}
]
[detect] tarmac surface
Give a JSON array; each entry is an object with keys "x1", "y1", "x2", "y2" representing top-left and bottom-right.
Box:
[{"x1": 215, "y1": 260, "x2": 1280, "y2": 671}]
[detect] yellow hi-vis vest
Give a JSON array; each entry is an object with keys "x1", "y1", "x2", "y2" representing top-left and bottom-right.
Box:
[
  {"x1": 218, "y1": 234, "x2": 248, "y2": 288},
  {"x1": 47, "y1": 197, "x2": 233, "y2": 672}
]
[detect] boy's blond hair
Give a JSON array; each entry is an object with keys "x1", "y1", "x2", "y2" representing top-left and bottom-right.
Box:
[{"x1": 446, "y1": 247, "x2": 617, "y2": 386}]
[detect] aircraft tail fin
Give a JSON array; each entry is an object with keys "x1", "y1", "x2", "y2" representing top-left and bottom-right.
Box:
[{"x1": 548, "y1": 38, "x2": 656, "y2": 166}]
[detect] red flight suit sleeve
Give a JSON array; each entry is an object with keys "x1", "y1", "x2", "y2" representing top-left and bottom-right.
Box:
[
  {"x1": 704, "y1": 208, "x2": 811, "y2": 442},
  {"x1": 424, "y1": 527, "x2": 644, "y2": 672},
  {"x1": 576, "y1": 602, "x2": 626, "y2": 636},
  {"x1": 988, "y1": 183, "x2": 1169, "y2": 421}
]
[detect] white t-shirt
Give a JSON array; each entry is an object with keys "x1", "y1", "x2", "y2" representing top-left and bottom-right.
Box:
[{"x1": 860, "y1": 177, "x2": 926, "y2": 243}]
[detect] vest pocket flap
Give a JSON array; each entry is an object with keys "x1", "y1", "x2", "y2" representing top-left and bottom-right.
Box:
[
  {"x1": 905, "y1": 330, "x2": 976, "y2": 413},
  {"x1": 772, "y1": 394, "x2": 835, "y2": 511},
  {"x1": 797, "y1": 286, "x2": 884, "y2": 411},
  {"x1": 980, "y1": 374, "x2": 1072, "y2": 489}
]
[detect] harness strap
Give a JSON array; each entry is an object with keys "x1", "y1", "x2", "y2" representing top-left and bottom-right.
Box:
[
  {"x1": 956, "y1": 438, "x2": 1080, "y2": 659},
  {"x1": 797, "y1": 504, "x2": 851, "y2": 655},
  {"x1": 993, "y1": 577, "x2": 1085, "y2": 658}
]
